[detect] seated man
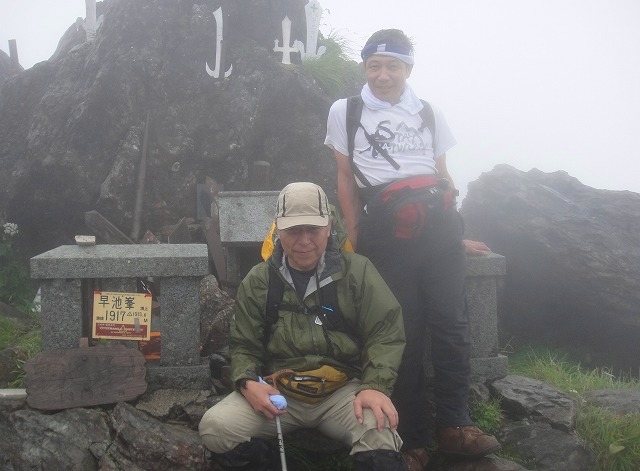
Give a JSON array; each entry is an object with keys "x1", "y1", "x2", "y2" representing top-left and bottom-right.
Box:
[{"x1": 199, "y1": 182, "x2": 407, "y2": 470}]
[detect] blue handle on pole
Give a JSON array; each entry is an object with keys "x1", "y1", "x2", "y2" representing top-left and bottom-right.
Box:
[{"x1": 259, "y1": 377, "x2": 288, "y2": 410}]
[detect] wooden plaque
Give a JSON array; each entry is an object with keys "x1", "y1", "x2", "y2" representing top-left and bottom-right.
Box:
[{"x1": 25, "y1": 344, "x2": 147, "y2": 410}]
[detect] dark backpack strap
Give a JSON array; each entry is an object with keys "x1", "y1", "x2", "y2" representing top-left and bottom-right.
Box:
[
  {"x1": 264, "y1": 264, "x2": 285, "y2": 348},
  {"x1": 316, "y1": 283, "x2": 343, "y2": 330},
  {"x1": 418, "y1": 100, "x2": 436, "y2": 137},
  {"x1": 346, "y1": 96, "x2": 373, "y2": 188},
  {"x1": 316, "y1": 278, "x2": 356, "y2": 340},
  {"x1": 346, "y1": 96, "x2": 363, "y2": 162},
  {"x1": 265, "y1": 264, "x2": 318, "y2": 330},
  {"x1": 264, "y1": 266, "x2": 333, "y2": 346}
]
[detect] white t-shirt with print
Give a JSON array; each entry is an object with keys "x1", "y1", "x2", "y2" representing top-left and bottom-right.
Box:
[{"x1": 325, "y1": 98, "x2": 457, "y2": 188}]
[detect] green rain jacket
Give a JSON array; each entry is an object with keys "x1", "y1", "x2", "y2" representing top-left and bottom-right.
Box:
[{"x1": 230, "y1": 234, "x2": 406, "y2": 396}]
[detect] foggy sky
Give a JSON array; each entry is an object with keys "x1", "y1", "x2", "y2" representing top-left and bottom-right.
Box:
[{"x1": 2, "y1": 0, "x2": 639, "y2": 200}]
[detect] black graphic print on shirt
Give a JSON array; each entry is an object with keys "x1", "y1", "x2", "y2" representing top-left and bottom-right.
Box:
[{"x1": 360, "y1": 120, "x2": 427, "y2": 158}]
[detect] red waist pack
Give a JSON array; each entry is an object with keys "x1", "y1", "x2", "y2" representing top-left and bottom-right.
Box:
[{"x1": 367, "y1": 175, "x2": 457, "y2": 240}]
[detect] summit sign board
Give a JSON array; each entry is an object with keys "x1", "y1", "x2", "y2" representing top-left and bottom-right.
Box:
[{"x1": 92, "y1": 291, "x2": 152, "y2": 341}]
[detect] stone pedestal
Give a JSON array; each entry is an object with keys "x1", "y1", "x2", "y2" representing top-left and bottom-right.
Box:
[
  {"x1": 31, "y1": 244, "x2": 210, "y2": 391},
  {"x1": 466, "y1": 253, "x2": 508, "y2": 382}
]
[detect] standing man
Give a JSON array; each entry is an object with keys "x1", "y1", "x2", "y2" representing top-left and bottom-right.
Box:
[
  {"x1": 199, "y1": 182, "x2": 409, "y2": 470},
  {"x1": 325, "y1": 29, "x2": 500, "y2": 469}
]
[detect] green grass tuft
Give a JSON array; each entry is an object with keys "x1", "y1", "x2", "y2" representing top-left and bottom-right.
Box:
[
  {"x1": 301, "y1": 30, "x2": 362, "y2": 99},
  {"x1": 0, "y1": 314, "x2": 41, "y2": 388},
  {"x1": 0, "y1": 315, "x2": 20, "y2": 350},
  {"x1": 508, "y1": 346, "x2": 638, "y2": 394},
  {"x1": 578, "y1": 406, "x2": 640, "y2": 471}
]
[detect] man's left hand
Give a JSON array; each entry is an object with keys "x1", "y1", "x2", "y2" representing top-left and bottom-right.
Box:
[{"x1": 353, "y1": 389, "x2": 399, "y2": 432}]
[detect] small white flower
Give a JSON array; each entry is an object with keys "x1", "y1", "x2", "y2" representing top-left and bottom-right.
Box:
[{"x1": 3, "y1": 222, "x2": 19, "y2": 237}]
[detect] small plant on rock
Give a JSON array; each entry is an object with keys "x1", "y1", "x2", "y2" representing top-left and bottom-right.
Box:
[
  {"x1": 470, "y1": 398, "x2": 503, "y2": 434},
  {"x1": 301, "y1": 30, "x2": 362, "y2": 99}
]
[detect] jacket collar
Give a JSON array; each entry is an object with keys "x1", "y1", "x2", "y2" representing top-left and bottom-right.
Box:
[{"x1": 270, "y1": 233, "x2": 342, "y2": 287}]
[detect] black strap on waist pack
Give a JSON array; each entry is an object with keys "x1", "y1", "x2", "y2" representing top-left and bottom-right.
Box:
[
  {"x1": 346, "y1": 95, "x2": 436, "y2": 188},
  {"x1": 264, "y1": 264, "x2": 352, "y2": 349}
]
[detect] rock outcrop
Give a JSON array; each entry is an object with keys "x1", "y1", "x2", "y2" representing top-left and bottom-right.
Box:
[
  {"x1": 0, "y1": 0, "x2": 360, "y2": 257},
  {"x1": 460, "y1": 164, "x2": 640, "y2": 369},
  {"x1": 199, "y1": 274, "x2": 233, "y2": 356},
  {"x1": 1, "y1": 373, "x2": 611, "y2": 470},
  {"x1": 0, "y1": 50, "x2": 14, "y2": 82}
]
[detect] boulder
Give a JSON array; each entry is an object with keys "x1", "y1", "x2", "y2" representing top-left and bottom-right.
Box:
[
  {"x1": 490, "y1": 375, "x2": 578, "y2": 431},
  {"x1": 461, "y1": 164, "x2": 640, "y2": 368},
  {"x1": 487, "y1": 374, "x2": 595, "y2": 471},
  {"x1": 0, "y1": 407, "x2": 112, "y2": 469},
  {"x1": 498, "y1": 422, "x2": 594, "y2": 471},
  {"x1": 100, "y1": 402, "x2": 205, "y2": 469},
  {"x1": 199, "y1": 274, "x2": 234, "y2": 357}
]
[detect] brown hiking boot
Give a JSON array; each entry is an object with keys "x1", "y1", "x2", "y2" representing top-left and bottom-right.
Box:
[
  {"x1": 437, "y1": 425, "x2": 501, "y2": 458},
  {"x1": 401, "y1": 447, "x2": 429, "y2": 471}
]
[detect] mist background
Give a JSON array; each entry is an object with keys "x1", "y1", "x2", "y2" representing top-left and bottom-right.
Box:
[{"x1": 2, "y1": 0, "x2": 639, "y2": 200}]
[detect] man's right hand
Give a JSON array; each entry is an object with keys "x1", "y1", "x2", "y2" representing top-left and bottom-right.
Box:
[
  {"x1": 353, "y1": 388, "x2": 399, "y2": 432},
  {"x1": 240, "y1": 379, "x2": 287, "y2": 420}
]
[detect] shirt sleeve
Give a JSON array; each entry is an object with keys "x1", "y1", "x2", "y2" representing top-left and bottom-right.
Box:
[
  {"x1": 431, "y1": 103, "x2": 457, "y2": 159},
  {"x1": 229, "y1": 267, "x2": 268, "y2": 382},
  {"x1": 324, "y1": 98, "x2": 349, "y2": 157}
]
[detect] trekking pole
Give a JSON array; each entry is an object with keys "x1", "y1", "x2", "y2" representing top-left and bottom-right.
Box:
[
  {"x1": 260, "y1": 377, "x2": 288, "y2": 470},
  {"x1": 274, "y1": 413, "x2": 287, "y2": 471}
]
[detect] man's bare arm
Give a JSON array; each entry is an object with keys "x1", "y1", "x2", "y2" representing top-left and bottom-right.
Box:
[{"x1": 334, "y1": 150, "x2": 362, "y2": 249}]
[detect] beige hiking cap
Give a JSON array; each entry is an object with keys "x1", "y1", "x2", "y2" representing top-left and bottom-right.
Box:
[{"x1": 275, "y1": 182, "x2": 330, "y2": 230}]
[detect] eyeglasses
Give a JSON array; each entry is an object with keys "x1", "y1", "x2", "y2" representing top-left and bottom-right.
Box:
[{"x1": 282, "y1": 225, "x2": 326, "y2": 236}]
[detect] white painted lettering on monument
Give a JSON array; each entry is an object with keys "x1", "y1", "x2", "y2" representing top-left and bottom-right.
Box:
[
  {"x1": 294, "y1": 0, "x2": 326, "y2": 60},
  {"x1": 206, "y1": 7, "x2": 233, "y2": 78},
  {"x1": 83, "y1": 0, "x2": 104, "y2": 42},
  {"x1": 273, "y1": 16, "x2": 299, "y2": 65}
]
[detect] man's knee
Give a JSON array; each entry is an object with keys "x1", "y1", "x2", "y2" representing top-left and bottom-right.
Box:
[
  {"x1": 200, "y1": 432, "x2": 227, "y2": 455},
  {"x1": 199, "y1": 404, "x2": 243, "y2": 454},
  {"x1": 352, "y1": 411, "x2": 403, "y2": 454}
]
